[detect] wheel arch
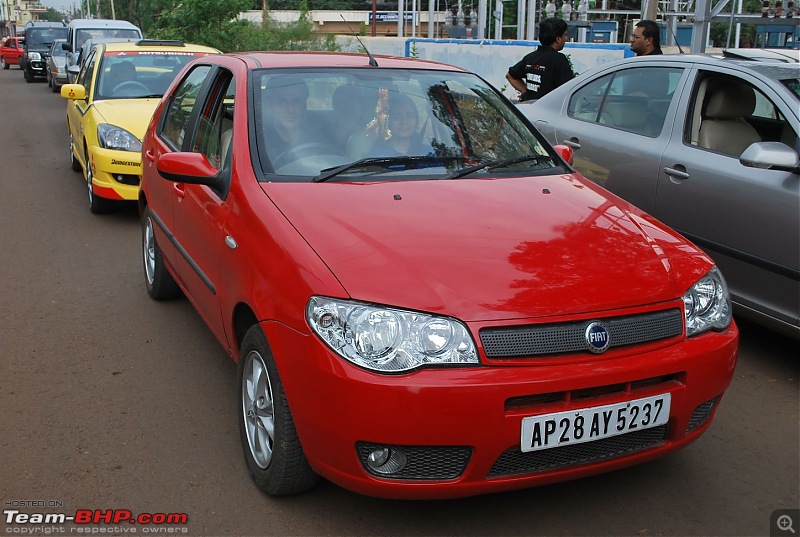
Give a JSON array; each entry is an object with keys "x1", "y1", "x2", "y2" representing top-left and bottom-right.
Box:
[{"x1": 232, "y1": 303, "x2": 260, "y2": 362}]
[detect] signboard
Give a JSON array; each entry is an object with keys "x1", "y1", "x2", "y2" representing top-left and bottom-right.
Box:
[{"x1": 370, "y1": 12, "x2": 415, "y2": 23}]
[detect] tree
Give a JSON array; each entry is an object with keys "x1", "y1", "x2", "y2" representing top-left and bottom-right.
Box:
[{"x1": 38, "y1": 7, "x2": 67, "y2": 22}]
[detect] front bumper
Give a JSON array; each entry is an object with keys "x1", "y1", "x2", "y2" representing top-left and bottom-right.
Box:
[
  {"x1": 88, "y1": 146, "x2": 142, "y2": 201},
  {"x1": 27, "y1": 59, "x2": 47, "y2": 77},
  {"x1": 262, "y1": 317, "x2": 738, "y2": 499}
]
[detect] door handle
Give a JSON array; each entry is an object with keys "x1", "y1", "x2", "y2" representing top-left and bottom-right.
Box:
[
  {"x1": 173, "y1": 183, "x2": 186, "y2": 198},
  {"x1": 145, "y1": 150, "x2": 156, "y2": 162},
  {"x1": 664, "y1": 166, "x2": 690, "y2": 182},
  {"x1": 563, "y1": 139, "x2": 581, "y2": 150}
]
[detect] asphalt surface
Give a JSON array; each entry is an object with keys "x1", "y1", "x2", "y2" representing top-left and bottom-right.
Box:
[{"x1": 0, "y1": 66, "x2": 798, "y2": 537}]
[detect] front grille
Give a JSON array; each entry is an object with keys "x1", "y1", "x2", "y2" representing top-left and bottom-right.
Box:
[
  {"x1": 480, "y1": 309, "x2": 683, "y2": 358},
  {"x1": 356, "y1": 442, "x2": 471, "y2": 480},
  {"x1": 686, "y1": 398, "x2": 717, "y2": 432},
  {"x1": 488, "y1": 424, "x2": 669, "y2": 477}
]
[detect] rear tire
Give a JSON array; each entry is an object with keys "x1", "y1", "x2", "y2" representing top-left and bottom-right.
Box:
[
  {"x1": 1, "y1": 57, "x2": 8, "y2": 70},
  {"x1": 238, "y1": 326, "x2": 319, "y2": 496},
  {"x1": 69, "y1": 132, "x2": 81, "y2": 172},
  {"x1": 141, "y1": 207, "x2": 181, "y2": 300}
]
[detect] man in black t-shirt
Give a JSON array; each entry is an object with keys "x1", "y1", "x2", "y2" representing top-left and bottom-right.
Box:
[{"x1": 506, "y1": 17, "x2": 575, "y2": 102}]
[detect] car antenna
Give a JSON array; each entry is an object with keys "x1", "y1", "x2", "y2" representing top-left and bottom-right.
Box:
[
  {"x1": 666, "y1": 23, "x2": 685, "y2": 53},
  {"x1": 340, "y1": 14, "x2": 378, "y2": 67}
]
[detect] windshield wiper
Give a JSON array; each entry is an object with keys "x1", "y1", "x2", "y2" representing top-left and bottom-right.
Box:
[
  {"x1": 440, "y1": 154, "x2": 553, "y2": 180},
  {"x1": 312, "y1": 155, "x2": 451, "y2": 183}
]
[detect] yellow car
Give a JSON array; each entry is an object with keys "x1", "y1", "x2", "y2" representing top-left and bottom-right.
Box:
[{"x1": 62, "y1": 39, "x2": 220, "y2": 213}]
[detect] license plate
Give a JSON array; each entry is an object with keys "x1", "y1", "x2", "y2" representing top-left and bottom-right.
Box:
[{"x1": 520, "y1": 393, "x2": 671, "y2": 452}]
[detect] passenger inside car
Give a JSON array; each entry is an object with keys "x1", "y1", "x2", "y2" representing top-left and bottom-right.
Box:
[{"x1": 369, "y1": 93, "x2": 435, "y2": 157}]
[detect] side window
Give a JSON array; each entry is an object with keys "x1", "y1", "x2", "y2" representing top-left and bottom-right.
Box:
[
  {"x1": 568, "y1": 73, "x2": 613, "y2": 123},
  {"x1": 192, "y1": 71, "x2": 236, "y2": 170},
  {"x1": 568, "y1": 67, "x2": 682, "y2": 137},
  {"x1": 688, "y1": 73, "x2": 792, "y2": 156},
  {"x1": 160, "y1": 66, "x2": 213, "y2": 151},
  {"x1": 77, "y1": 50, "x2": 95, "y2": 88}
]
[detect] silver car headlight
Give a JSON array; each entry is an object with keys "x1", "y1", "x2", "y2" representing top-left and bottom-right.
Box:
[
  {"x1": 97, "y1": 124, "x2": 142, "y2": 152},
  {"x1": 683, "y1": 267, "x2": 732, "y2": 337},
  {"x1": 28, "y1": 52, "x2": 42, "y2": 61},
  {"x1": 307, "y1": 297, "x2": 479, "y2": 373}
]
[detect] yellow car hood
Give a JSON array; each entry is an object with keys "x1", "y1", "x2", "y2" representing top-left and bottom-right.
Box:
[{"x1": 92, "y1": 99, "x2": 160, "y2": 139}]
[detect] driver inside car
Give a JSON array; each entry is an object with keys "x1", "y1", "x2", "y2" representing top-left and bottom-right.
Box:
[
  {"x1": 262, "y1": 75, "x2": 326, "y2": 167},
  {"x1": 106, "y1": 60, "x2": 137, "y2": 94}
]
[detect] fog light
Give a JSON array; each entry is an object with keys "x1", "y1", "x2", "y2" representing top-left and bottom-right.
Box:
[{"x1": 366, "y1": 447, "x2": 407, "y2": 475}]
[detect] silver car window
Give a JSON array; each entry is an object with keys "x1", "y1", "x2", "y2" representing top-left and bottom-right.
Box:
[{"x1": 567, "y1": 67, "x2": 683, "y2": 138}]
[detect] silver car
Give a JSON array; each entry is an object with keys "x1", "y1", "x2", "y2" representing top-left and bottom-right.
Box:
[
  {"x1": 46, "y1": 38, "x2": 67, "y2": 92},
  {"x1": 519, "y1": 50, "x2": 799, "y2": 339}
]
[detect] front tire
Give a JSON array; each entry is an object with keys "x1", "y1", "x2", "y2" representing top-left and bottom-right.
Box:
[
  {"x1": 238, "y1": 326, "x2": 319, "y2": 496},
  {"x1": 141, "y1": 207, "x2": 180, "y2": 300},
  {"x1": 24, "y1": 67, "x2": 33, "y2": 83},
  {"x1": 1, "y1": 57, "x2": 8, "y2": 70},
  {"x1": 85, "y1": 148, "x2": 115, "y2": 214}
]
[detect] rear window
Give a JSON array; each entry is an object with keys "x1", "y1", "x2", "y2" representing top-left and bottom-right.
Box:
[
  {"x1": 25, "y1": 27, "x2": 68, "y2": 46},
  {"x1": 76, "y1": 28, "x2": 141, "y2": 49}
]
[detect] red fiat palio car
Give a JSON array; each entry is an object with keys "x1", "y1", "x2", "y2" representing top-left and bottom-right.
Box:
[{"x1": 139, "y1": 51, "x2": 739, "y2": 499}]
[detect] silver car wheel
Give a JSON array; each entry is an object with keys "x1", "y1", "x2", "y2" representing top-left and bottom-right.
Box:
[
  {"x1": 242, "y1": 349, "x2": 275, "y2": 470},
  {"x1": 143, "y1": 215, "x2": 156, "y2": 286}
]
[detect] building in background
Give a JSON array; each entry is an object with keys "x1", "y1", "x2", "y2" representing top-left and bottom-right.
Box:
[{"x1": 2, "y1": 0, "x2": 48, "y2": 38}]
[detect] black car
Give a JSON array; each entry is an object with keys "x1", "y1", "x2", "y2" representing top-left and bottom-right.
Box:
[{"x1": 21, "y1": 22, "x2": 67, "y2": 83}]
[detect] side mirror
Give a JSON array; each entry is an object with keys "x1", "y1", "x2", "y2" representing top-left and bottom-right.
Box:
[
  {"x1": 60, "y1": 84, "x2": 86, "y2": 100},
  {"x1": 61, "y1": 42, "x2": 69, "y2": 51},
  {"x1": 740, "y1": 141, "x2": 800, "y2": 173},
  {"x1": 67, "y1": 64, "x2": 80, "y2": 76},
  {"x1": 157, "y1": 152, "x2": 225, "y2": 191},
  {"x1": 553, "y1": 144, "x2": 574, "y2": 165}
]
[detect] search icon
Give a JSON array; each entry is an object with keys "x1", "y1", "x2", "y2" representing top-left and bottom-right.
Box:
[{"x1": 778, "y1": 514, "x2": 796, "y2": 534}]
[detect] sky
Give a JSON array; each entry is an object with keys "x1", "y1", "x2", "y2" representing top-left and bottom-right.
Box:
[{"x1": 40, "y1": 0, "x2": 75, "y2": 14}]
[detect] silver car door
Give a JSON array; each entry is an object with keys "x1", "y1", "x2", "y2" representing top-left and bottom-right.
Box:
[
  {"x1": 550, "y1": 64, "x2": 688, "y2": 214},
  {"x1": 656, "y1": 66, "x2": 800, "y2": 333}
]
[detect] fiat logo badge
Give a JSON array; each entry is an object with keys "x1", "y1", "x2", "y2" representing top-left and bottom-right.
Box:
[{"x1": 585, "y1": 321, "x2": 611, "y2": 354}]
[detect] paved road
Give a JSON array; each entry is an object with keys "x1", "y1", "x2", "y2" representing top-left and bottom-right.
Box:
[{"x1": 0, "y1": 68, "x2": 798, "y2": 537}]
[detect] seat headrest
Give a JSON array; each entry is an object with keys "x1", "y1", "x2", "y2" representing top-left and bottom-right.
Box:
[{"x1": 705, "y1": 83, "x2": 755, "y2": 119}]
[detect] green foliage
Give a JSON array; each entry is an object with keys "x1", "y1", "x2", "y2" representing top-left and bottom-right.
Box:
[
  {"x1": 708, "y1": 0, "x2": 762, "y2": 46},
  {"x1": 137, "y1": 0, "x2": 339, "y2": 53},
  {"x1": 38, "y1": 7, "x2": 67, "y2": 22}
]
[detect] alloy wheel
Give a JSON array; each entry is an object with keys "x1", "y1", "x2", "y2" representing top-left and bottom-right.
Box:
[{"x1": 242, "y1": 350, "x2": 275, "y2": 470}]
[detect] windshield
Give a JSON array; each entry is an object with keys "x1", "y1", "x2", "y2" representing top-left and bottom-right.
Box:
[
  {"x1": 781, "y1": 78, "x2": 800, "y2": 99},
  {"x1": 76, "y1": 28, "x2": 140, "y2": 49},
  {"x1": 25, "y1": 27, "x2": 67, "y2": 47},
  {"x1": 251, "y1": 68, "x2": 562, "y2": 181},
  {"x1": 95, "y1": 51, "x2": 211, "y2": 100}
]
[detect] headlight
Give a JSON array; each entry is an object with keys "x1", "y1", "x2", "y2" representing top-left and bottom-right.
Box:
[
  {"x1": 683, "y1": 267, "x2": 732, "y2": 337},
  {"x1": 28, "y1": 52, "x2": 42, "y2": 61},
  {"x1": 97, "y1": 124, "x2": 142, "y2": 152},
  {"x1": 306, "y1": 297, "x2": 479, "y2": 373}
]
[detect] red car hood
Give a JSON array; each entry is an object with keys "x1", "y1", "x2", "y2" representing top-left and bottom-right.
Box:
[{"x1": 263, "y1": 175, "x2": 711, "y2": 322}]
